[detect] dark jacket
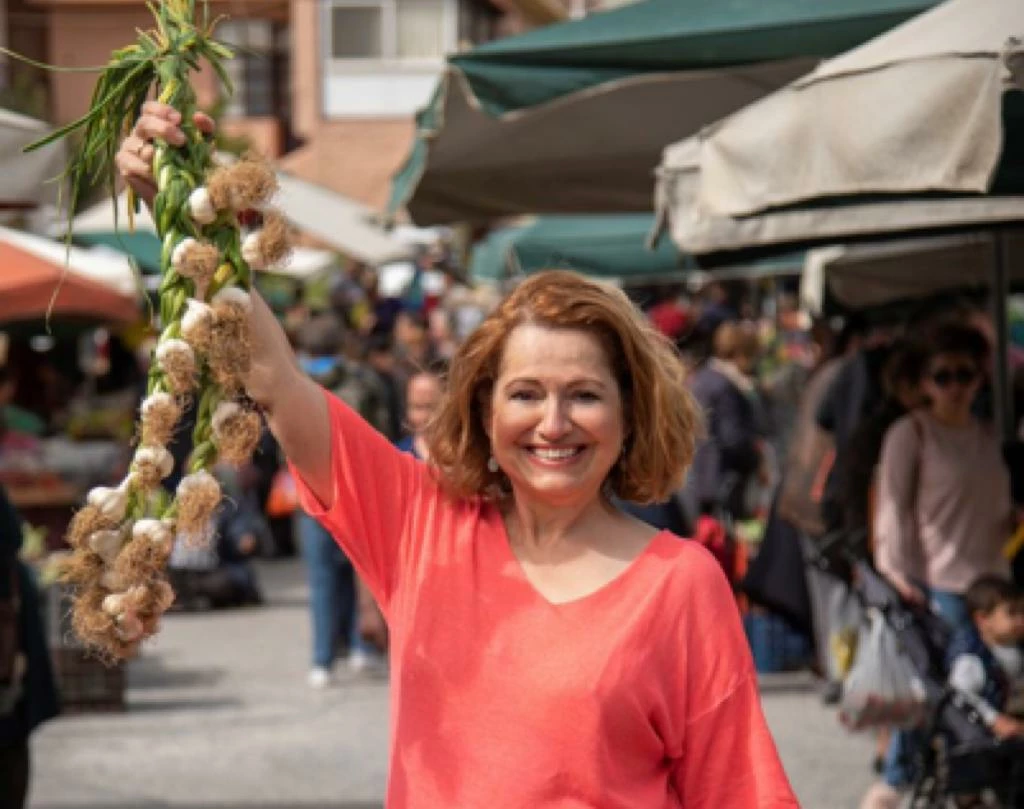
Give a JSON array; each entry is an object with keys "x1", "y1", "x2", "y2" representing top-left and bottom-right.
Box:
[
  {"x1": 0, "y1": 486, "x2": 59, "y2": 744},
  {"x1": 946, "y1": 624, "x2": 1009, "y2": 716},
  {"x1": 687, "y1": 363, "x2": 761, "y2": 518}
]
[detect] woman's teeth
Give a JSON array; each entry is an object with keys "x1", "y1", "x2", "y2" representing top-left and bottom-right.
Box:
[{"x1": 529, "y1": 447, "x2": 582, "y2": 460}]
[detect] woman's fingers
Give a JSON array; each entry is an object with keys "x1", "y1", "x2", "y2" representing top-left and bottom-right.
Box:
[
  {"x1": 193, "y1": 111, "x2": 216, "y2": 136},
  {"x1": 114, "y1": 151, "x2": 158, "y2": 203},
  {"x1": 133, "y1": 112, "x2": 186, "y2": 146}
]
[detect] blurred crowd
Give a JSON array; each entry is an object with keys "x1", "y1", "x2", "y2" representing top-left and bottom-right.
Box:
[{"x1": 1, "y1": 260, "x2": 1022, "y2": 804}]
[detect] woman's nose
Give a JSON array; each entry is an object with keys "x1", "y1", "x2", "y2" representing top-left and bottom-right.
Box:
[{"x1": 538, "y1": 397, "x2": 570, "y2": 438}]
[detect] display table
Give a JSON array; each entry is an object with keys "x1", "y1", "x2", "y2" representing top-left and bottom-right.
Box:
[{"x1": 8, "y1": 479, "x2": 81, "y2": 552}]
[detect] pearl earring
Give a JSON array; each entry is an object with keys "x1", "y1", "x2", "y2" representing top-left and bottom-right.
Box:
[{"x1": 487, "y1": 456, "x2": 499, "y2": 473}]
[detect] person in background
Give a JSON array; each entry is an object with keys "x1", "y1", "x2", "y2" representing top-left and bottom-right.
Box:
[
  {"x1": 947, "y1": 576, "x2": 1023, "y2": 738},
  {"x1": 869, "y1": 323, "x2": 1015, "y2": 807},
  {"x1": 839, "y1": 339, "x2": 929, "y2": 554},
  {"x1": 366, "y1": 332, "x2": 403, "y2": 443},
  {"x1": 0, "y1": 484, "x2": 59, "y2": 808},
  {"x1": 396, "y1": 364, "x2": 446, "y2": 462},
  {"x1": 686, "y1": 321, "x2": 764, "y2": 522},
  {"x1": 296, "y1": 314, "x2": 389, "y2": 686}
]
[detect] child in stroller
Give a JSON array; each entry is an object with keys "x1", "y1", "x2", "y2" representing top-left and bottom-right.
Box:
[{"x1": 854, "y1": 564, "x2": 1024, "y2": 808}]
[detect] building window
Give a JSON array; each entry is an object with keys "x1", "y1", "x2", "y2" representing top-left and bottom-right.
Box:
[
  {"x1": 327, "y1": 0, "x2": 454, "y2": 63},
  {"x1": 218, "y1": 20, "x2": 290, "y2": 119}
]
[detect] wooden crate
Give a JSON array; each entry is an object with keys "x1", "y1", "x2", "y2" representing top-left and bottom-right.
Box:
[{"x1": 50, "y1": 647, "x2": 126, "y2": 714}]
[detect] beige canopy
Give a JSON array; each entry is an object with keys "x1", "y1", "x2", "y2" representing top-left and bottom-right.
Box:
[
  {"x1": 0, "y1": 108, "x2": 65, "y2": 209},
  {"x1": 800, "y1": 231, "x2": 1024, "y2": 314},
  {"x1": 654, "y1": 0, "x2": 1024, "y2": 255}
]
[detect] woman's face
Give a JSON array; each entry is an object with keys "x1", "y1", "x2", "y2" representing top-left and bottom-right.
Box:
[
  {"x1": 922, "y1": 352, "x2": 982, "y2": 414},
  {"x1": 485, "y1": 323, "x2": 624, "y2": 509},
  {"x1": 406, "y1": 373, "x2": 442, "y2": 434}
]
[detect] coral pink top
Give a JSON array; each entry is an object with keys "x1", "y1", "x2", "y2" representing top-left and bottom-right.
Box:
[{"x1": 293, "y1": 390, "x2": 797, "y2": 808}]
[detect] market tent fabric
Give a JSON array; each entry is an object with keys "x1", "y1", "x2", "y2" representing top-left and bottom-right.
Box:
[
  {"x1": 0, "y1": 228, "x2": 139, "y2": 324},
  {"x1": 71, "y1": 178, "x2": 411, "y2": 270},
  {"x1": 390, "y1": 0, "x2": 935, "y2": 225},
  {"x1": 654, "y1": 0, "x2": 1024, "y2": 255},
  {"x1": 0, "y1": 226, "x2": 138, "y2": 296},
  {"x1": 470, "y1": 214, "x2": 688, "y2": 283},
  {"x1": 0, "y1": 108, "x2": 65, "y2": 209},
  {"x1": 275, "y1": 173, "x2": 413, "y2": 266},
  {"x1": 800, "y1": 232, "x2": 1024, "y2": 315}
]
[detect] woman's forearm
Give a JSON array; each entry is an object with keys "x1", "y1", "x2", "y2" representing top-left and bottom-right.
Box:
[{"x1": 247, "y1": 291, "x2": 334, "y2": 506}]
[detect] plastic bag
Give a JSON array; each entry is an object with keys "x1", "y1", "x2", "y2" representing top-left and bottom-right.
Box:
[
  {"x1": 838, "y1": 608, "x2": 928, "y2": 731},
  {"x1": 827, "y1": 588, "x2": 863, "y2": 680}
]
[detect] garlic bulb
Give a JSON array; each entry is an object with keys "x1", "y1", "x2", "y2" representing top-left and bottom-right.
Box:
[
  {"x1": 211, "y1": 286, "x2": 252, "y2": 312},
  {"x1": 132, "y1": 518, "x2": 174, "y2": 553},
  {"x1": 115, "y1": 610, "x2": 144, "y2": 642},
  {"x1": 87, "y1": 529, "x2": 124, "y2": 564},
  {"x1": 141, "y1": 391, "x2": 176, "y2": 419},
  {"x1": 240, "y1": 231, "x2": 265, "y2": 270},
  {"x1": 170, "y1": 237, "x2": 197, "y2": 271},
  {"x1": 155, "y1": 338, "x2": 196, "y2": 367},
  {"x1": 100, "y1": 569, "x2": 129, "y2": 591},
  {"x1": 87, "y1": 482, "x2": 130, "y2": 522},
  {"x1": 102, "y1": 592, "x2": 127, "y2": 616},
  {"x1": 211, "y1": 401, "x2": 241, "y2": 436},
  {"x1": 188, "y1": 187, "x2": 217, "y2": 225}
]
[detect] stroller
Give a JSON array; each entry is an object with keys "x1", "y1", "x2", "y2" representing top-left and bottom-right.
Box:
[{"x1": 809, "y1": 533, "x2": 1024, "y2": 808}]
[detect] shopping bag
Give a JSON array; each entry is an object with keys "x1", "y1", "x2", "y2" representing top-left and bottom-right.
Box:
[
  {"x1": 828, "y1": 591, "x2": 863, "y2": 680},
  {"x1": 265, "y1": 468, "x2": 299, "y2": 517},
  {"x1": 838, "y1": 608, "x2": 928, "y2": 731}
]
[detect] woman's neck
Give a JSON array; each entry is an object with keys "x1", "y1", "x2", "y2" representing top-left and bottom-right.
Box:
[
  {"x1": 929, "y1": 405, "x2": 973, "y2": 428},
  {"x1": 504, "y1": 493, "x2": 613, "y2": 558}
]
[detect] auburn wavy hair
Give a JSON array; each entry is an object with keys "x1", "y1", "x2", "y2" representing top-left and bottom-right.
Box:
[{"x1": 425, "y1": 270, "x2": 702, "y2": 503}]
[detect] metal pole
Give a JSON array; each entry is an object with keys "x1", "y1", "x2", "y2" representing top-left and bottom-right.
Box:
[{"x1": 991, "y1": 229, "x2": 1013, "y2": 441}]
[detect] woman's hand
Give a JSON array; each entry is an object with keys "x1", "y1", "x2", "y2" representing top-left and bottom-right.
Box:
[
  {"x1": 991, "y1": 714, "x2": 1024, "y2": 739},
  {"x1": 115, "y1": 101, "x2": 215, "y2": 207}
]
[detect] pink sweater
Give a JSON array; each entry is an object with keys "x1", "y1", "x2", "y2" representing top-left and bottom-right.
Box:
[
  {"x1": 293, "y1": 390, "x2": 797, "y2": 809},
  {"x1": 874, "y1": 412, "x2": 1011, "y2": 593}
]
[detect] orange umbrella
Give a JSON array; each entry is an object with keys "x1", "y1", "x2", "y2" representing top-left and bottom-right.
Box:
[{"x1": 0, "y1": 239, "x2": 139, "y2": 325}]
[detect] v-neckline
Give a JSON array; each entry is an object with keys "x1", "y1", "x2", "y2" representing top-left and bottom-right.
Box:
[{"x1": 484, "y1": 505, "x2": 670, "y2": 609}]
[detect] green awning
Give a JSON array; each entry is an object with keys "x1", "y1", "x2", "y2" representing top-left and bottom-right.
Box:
[
  {"x1": 75, "y1": 230, "x2": 163, "y2": 274},
  {"x1": 390, "y1": 0, "x2": 935, "y2": 224},
  {"x1": 470, "y1": 214, "x2": 690, "y2": 283}
]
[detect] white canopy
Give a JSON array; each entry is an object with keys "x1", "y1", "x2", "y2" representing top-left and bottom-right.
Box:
[
  {"x1": 0, "y1": 108, "x2": 65, "y2": 208},
  {"x1": 70, "y1": 173, "x2": 413, "y2": 269},
  {"x1": 654, "y1": 0, "x2": 1024, "y2": 255},
  {"x1": 275, "y1": 173, "x2": 413, "y2": 266},
  {"x1": 801, "y1": 232, "x2": 1024, "y2": 314}
]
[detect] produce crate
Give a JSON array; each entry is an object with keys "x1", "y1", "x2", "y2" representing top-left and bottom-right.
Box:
[
  {"x1": 49, "y1": 647, "x2": 126, "y2": 714},
  {"x1": 42, "y1": 582, "x2": 126, "y2": 713}
]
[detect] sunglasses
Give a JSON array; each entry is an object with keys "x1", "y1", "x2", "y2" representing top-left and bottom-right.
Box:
[{"x1": 930, "y1": 366, "x2": 978, "y2": 388}]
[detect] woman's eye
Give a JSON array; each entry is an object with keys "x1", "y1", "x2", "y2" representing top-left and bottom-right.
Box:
[
  {"x1": 574, "y1": 391, "x2": 600, "y2": 402},
  {"x1": 509, "y1": 390, "x2": 537, "y2": 401}
]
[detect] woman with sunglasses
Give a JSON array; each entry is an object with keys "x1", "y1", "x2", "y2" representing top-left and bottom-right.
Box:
[{"x1": 867, "y1": 322, "x2": 1014, "y2": 806}]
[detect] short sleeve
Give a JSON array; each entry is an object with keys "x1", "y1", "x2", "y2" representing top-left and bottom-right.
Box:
[
  {"x1": 289, "y1": 388, "x2": 436, "y2": 611},
  {"x1": 668, "y1": 548, "x2": 799, "y2": 808},
  {"x1": 873, "y1": 417, "x2": 925, "y2": 584}
]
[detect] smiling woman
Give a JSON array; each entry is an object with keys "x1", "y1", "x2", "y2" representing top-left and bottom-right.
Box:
[
  {"x1": 280, "y1": 270, "x2": 799, "y2": 808},
  {"x1": 115, "y1": 109, "x2": 799, "y2": 802}
]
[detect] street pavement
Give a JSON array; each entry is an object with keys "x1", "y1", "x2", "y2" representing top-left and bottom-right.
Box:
[{"x1": 29, "y1": 559, "x2": 876, "y2": 809}]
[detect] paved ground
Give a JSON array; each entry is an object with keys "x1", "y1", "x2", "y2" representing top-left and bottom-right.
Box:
[{"x1": 29, "y1": 559, "x2": 876, "y2": 809}]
